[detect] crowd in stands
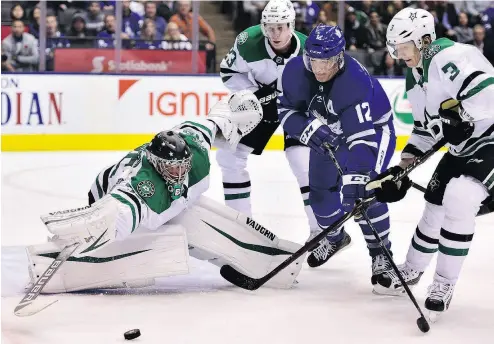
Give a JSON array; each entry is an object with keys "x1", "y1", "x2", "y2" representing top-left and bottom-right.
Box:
[
  {"x1": 1, "y1": 0, "x2": 216, "y2": 71},
  {"x1": 2, "y1": 1, "x2": 494, "y2": 74},
  {"x1": 226, "y1": 0, "x2": 494, "y2": 76}
]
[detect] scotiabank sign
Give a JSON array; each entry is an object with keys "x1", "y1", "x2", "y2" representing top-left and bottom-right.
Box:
[{"x1": 54, "y1": 49, "x2": 207, "y2": 74}]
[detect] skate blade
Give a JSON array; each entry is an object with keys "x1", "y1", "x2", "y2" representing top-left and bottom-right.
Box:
[
  {"x1": 426, "y1": 310, "x2": 442, "y2": 323},
  {"x1": 372, "y1": 284, "x2": 408, "y2": 296}
]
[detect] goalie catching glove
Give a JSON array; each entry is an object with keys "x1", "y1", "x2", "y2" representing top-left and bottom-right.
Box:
[{"x1": 207, "y1": 90, "x2": 263, "y2": 150}]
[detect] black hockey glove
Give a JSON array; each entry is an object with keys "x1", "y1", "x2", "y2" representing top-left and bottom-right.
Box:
[
  {"x1": 254, "y1": 85, "x2": 278, "y2": 122},
  {"x1": 439, "y1": 100, "x2": 474, "y2": 146},
  {"x1": 366, "y1": 166, "x2": 412, "y2": 203}
]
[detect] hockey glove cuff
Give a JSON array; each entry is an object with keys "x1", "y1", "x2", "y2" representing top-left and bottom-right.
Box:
[{"x1": 366, "y1": 166, "x2": 412, "y2": 203}]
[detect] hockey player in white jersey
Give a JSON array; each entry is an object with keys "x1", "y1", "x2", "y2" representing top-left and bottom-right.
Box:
[
  {"x1": 24, "y1": 90, "x2": 306, "y2": 294},
  {"x1": 367, "y1": 7, "x2": 494, "y2": 322},
  {"x1": 217, "y1": 0, "x2": 328, "y2": 254}
]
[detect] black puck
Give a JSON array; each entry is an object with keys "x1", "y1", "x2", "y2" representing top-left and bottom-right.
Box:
[{"x1": 124, "y1": 329, "x2": 141, "y2": 340}]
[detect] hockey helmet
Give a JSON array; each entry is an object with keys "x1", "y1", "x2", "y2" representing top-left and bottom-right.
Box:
[
  {"x1": 386, "y1": 8, "x2": 436, "y2": 60},
  {"x1": 303, "y1": 25, "x2": 345, "y2": 75},
  {"x1": 261, "y1": 0, "x2": 296, "y2": 37},
  {"x1": 146, "y1": 131, "x2": 192, "y2": 186}
]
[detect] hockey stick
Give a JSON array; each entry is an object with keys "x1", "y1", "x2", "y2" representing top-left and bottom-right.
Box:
[
  {"x1": 220, "y1": 139, "x2": 447, "y2": 291},
  {"x1": 322, "y1": 149, "x2": 430, "y2": 333},
  {"x1": 14, "y1": 242, "x2": 80, "y2": 317}
]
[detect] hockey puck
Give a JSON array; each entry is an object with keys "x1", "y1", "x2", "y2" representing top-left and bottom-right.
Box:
[{"x1": 124, "y1": 329, "x2": 141, "y2": 340}]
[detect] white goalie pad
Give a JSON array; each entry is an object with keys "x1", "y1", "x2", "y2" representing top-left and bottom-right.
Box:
[
  {"x1": 208, "y1": 90, "x2": 263, "y2": 150},
  {"x1": 171, "y1": 196, "x2": 305, "y2": 289},
  {"x1": 26, "y1": 225, "x2": 189, "y2": 294}
]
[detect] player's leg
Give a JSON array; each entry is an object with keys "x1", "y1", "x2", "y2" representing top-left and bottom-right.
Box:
[
  {"x1": 215, "y1": 120, "x2": 278, "y2": 216},
  {"x1": 284, "y1": 137, "x2": 320, "y2": 236},
  {"x1": 375, "y1": 152, "x2": 463, "y2": 295},
  {"x1": 355, "y1": 124, "x2": 396, "y2": 285},
  {"x1": 425, "y1": 146, "x2": 492, "y2": 320},
  {"x1": 307, "y1": 148, "x2": 351, "y2": 268}
]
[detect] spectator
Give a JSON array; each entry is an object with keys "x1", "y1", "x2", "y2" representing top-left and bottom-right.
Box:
[
  {"x1": 1, "y1": 19, "x2": 38, "y2": 72},
  {"x1": 164, "y1": 21, "x2": 188, "y2": 41},
  {"x1": 96, "y1": 14, "x2": 130, "y2": 48},
  {"x1": 365, "y1": 10, "x2": 387, "y2": 52},
  {"x1": 144, "y1": 1, "x2": 167, "y2": 37},
  {"x1": 481, "y1": 4, "x2": 494, "y2": 36},
  {"x1": 100, "y1": 1, "x2": 115, "y2": 14},
  {"x1": 344, "y1": 7, "x2": 368, "y2": 51},
  {"x1": 130, "y1": 0, "x2": 146, "y2": 17},
  {"x1": 122, "y1": 0, "x2": 142, "y2": 38},
  {"x1": 381, "y1": 1, "x2": 404, "y2": 25},
  {"x1": 157, "y1": 1, "x2": 173, "y2": 22},
  {"x1": 430, "y1": 9, "x2": 449, "y2": 39},
  {"x1": 10, "y1": 3, "x2": 27, "y2": 23},
  {"x1": 313, "y1": 8, "x2": 333, "y2": 28},
  {"x1": 463, "y1": 0, "x2": 491, "y2": 25},
  {"x1": 454, "y1": 12, "x2": 473, "y2": 43},
  {"x1": 435, "y1": 1, "x2": 459, "y2": 32},
  {"x1": 467, "y1": 24, "x2": 494, "y2": 65},
  {"x1": 84, "y1": 1, "x2": 105, "y2": 36},
  {"x1": 293, "y1": 1, "x2": 320, "y2": 33},
  {"x1": 135, "y1": 18, "x2": 161, "y2": 49},
  {"x1": 45, "y1": 13, "x2": 70, "y2": 71},
  {"x1": 242, "y1": 1, "x2": 266, "y2": 27},
  {"x1": 67, "y1": 13, "x2": 93, "y2": 48},
  {"x1": 376, "y1": 52, "x2": 405, "y2": 77},
  {"x1": 359, "y1": 0, "x2": 376, "y2": 17},
  {"x1": 27, "y1": 6, "x2": 40, "y2": 38},
  {"x1": 170, "y1": 0, "x2": 216, "y2": 50}
]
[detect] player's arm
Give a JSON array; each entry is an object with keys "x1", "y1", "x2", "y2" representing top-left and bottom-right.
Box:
[{"x1": 220, "y1": 35, "x2": 257, "y2": 93}]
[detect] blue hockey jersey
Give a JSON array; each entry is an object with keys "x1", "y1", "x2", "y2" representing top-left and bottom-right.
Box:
[{"x1": 277, "y1": 54, "x2": 394, "y2": 172}]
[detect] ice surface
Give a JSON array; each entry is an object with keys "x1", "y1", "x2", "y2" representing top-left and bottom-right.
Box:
[{"x1": 2, "y1": 151, "x2": 493, "y2": 344}]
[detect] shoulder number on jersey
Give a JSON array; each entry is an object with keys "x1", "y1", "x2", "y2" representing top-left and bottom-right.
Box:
[
  {"x1": 355, "y1": 102, "x2": 371, "y2": 123},
  {"x1": 441, "y1": 62, "x2": 460, "y2": 81},
  {"x1": 225, "y1": 48, "x2": 237, "y2": 68}
]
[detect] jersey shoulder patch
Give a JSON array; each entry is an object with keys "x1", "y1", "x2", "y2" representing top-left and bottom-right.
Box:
[
  {"x1": 130, "y1": 158, "x2": 171, "y2": 214},
  {"x1": 236, "y1": 25, "x2": 270, "y2": 62},
  {"x1": 423, "y1": 38, "x2": 455, "y2": 77}
]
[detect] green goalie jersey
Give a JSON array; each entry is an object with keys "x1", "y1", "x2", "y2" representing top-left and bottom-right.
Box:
[
  {"x1": 89, "y1": 121, "x2": 215, "y2": 232},
  {"x1": 220, "y1": 25, "x2": 307, "y2": 104}
]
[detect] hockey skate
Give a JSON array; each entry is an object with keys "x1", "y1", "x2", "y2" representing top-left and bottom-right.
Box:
[
  {"x1": 425, "y1": 280, "x2": 455, "y2": 323},
  {"x1": 373, "y1": 263, "x2": 423, "y2": 296},
  {"x1": 307, "y1": 229, "x2": 351, "y2": 268},
  {"x1": 371, "y1": 253, "x2": 392, "y2": 285}
]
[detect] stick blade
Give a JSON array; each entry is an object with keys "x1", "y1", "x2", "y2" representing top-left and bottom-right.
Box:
[
  {"x1": 220, "y1": 265, "x2": 262, "y2": 290},
  {"x1": 14, "y1": 299, "x2": 58, "y2": 317}
]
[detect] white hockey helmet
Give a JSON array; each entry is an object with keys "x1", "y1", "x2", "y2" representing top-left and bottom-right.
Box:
[
  {"x1": 261, "y1": 0, "x2": 296, "y2": 37},
  {"x1": 386, "y1": 8, "x2": 436, "y2": 59}
]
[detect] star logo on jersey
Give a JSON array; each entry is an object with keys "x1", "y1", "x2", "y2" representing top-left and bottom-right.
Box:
[
  {"x1": 428, "y1": 173, "x2": 440, "y2": 191},
  {"x1": 137, "y1": 180, "x2": 155, "y2": 198},
  {"x1": 409, "y1": 12, "x2": 417, "y2": 21}
]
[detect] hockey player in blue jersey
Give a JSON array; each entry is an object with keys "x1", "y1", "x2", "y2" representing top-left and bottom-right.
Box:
[{"x1": 278, "y1": 25, "x2": 397, "y2": 286}]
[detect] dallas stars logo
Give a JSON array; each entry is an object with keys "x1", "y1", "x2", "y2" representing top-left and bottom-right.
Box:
[
  {"x1": 137, "y1": 180, "x2": 155, "y2": 198},
  {"x1": 409, "y1": 12, "x2": 417, "y2": 21}
]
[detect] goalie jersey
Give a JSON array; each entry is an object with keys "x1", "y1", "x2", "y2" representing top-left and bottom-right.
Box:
[
  {"x1": 404, "y1": 38, "x2": 494, "y2": 158},
  {"x1": 88, "y1": 121, "x2": 214, "y2": 233}
]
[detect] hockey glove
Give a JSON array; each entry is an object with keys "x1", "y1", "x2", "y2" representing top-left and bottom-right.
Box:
[
  {"x1": 366, "y1": 166, "x2": 412, "y2": 203},
  {"x1": 342, "y1": 171, "x2": 374, "y2": 213},
  {"x1": 299, "y1": 117, "x2": 343, "y2": 155},
  {"x1": 439, "y1": 99, "x2": 474, "y2": 146}
]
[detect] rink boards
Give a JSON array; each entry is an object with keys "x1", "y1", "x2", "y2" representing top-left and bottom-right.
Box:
[{"x1": 1, "y1": 74, "x2": 413, "y2": 151}]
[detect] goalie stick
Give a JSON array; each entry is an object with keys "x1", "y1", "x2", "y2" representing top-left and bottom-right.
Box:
[
  {"x1": 220, "y1": 138, "x2": 447, "y2": 291},
  {"x1": 14, "y1": 242, "x2": 80, "y2": 317}
]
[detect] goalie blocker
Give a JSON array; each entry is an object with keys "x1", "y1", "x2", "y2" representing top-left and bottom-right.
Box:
[{"x1": 26, "y1": 196, "x2": 304, "y2": 293}]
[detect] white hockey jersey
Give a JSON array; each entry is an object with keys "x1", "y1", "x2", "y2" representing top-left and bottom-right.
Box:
[
  {"x1": 89, "y1": 121, "x2": 215, "y2": 237},
  {"x1": 220, "y1": 25, "x2": 306, "y2": 102},
  {"x1": 404, "y1": 38, "x2": 494, "y2": 157}
]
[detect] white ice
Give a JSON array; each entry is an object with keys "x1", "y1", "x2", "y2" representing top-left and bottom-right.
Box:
[{"x1": 1, "y1": 151, "x2": 493, "y2": 344}]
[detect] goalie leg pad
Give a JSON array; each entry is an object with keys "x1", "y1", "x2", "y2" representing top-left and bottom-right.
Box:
[
  {"x1": 27, "y1": 225, "x2": 189, "y2": 293},
  {"x1": 172, "y1": 196, "x2": 305, "y2": 289}
]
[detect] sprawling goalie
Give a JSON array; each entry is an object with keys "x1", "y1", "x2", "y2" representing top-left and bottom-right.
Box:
[{"x1": 26, "y1": 90, "x2": 305, "y2": 293}]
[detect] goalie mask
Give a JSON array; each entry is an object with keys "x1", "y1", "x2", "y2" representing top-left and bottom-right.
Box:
[{"x1": 146, "y1": 131, "x2": 192, "y2": 196}]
